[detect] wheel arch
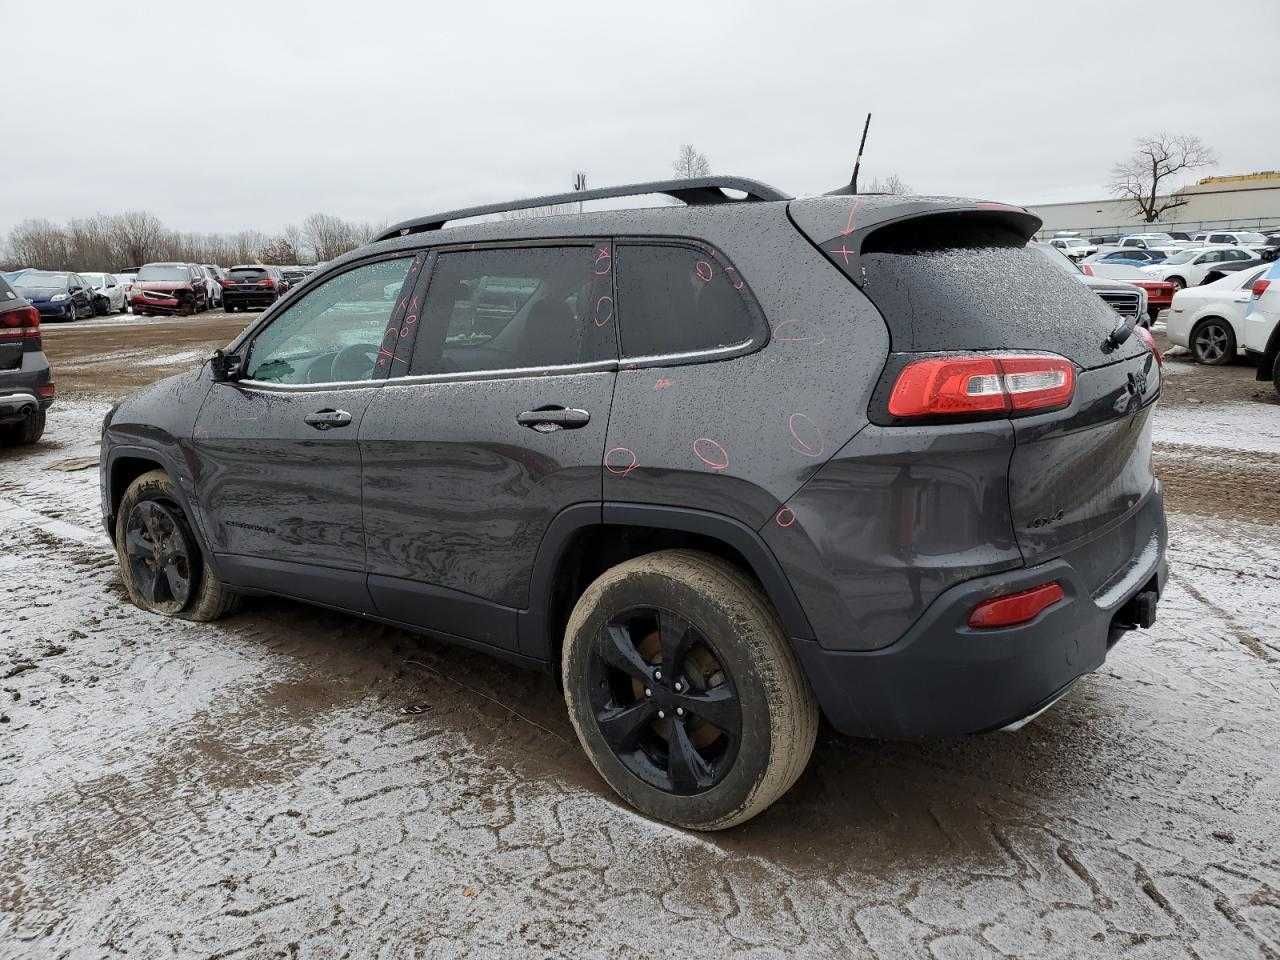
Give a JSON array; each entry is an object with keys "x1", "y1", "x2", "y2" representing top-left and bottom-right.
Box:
[
  {"x1": 104, "y1": 446, "x2": 210, "y2": 559},
  {"x1": 518, "y1": 502, "x2": 816, "y2": 667}
]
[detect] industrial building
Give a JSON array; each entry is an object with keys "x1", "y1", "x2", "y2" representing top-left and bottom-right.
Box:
[{"x1": 1025, "y1": 171, "x2": 1280, "y2": 238}]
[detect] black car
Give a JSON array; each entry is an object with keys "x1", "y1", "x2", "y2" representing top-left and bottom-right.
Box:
[
  {"x1": 279, "y1": 265, "x2": 315, "y2": 288},
  {"x1": 99, "y1": 176, "x2": 1167, "y2": 830},
  {"x1": 0, "y1": 276, "x2": 54, "y2": 445},
  {"x1": 221, "y1": 265, "x2": 287, "y2": 311}
]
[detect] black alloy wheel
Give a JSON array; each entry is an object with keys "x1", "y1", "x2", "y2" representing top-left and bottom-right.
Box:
[
  {"x1": 122, "y1": 500, "x2": 196, "y2": 615},
  {"x1": 587, "y1": 606, "x2": 742, "y2": 795}
]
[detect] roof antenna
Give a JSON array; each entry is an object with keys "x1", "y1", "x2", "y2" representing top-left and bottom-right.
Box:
[{"x1": 849, "y1": 113, "x2": 872, "y2": 194}]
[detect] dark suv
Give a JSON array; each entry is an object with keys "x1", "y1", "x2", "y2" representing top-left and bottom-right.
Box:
[
  {"x1": 221, "y1": 265, "x2": 287, "y2": 311},
  {"x1": 0, "y1": 276, "x2": 54, "y2": 444},
  {"x1": 99, "y1": 177, "x2": 1168, "y2": 830}
]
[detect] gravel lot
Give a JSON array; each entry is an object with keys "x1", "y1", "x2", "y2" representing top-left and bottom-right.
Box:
[{"x1": 2, "y1": 312, "x2": 1279, "y2": 959}]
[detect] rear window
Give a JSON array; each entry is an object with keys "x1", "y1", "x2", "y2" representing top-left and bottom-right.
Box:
[
  {"x1": 855, "y1": 213, "x2": 1146, "y2": 367},
  {"x1": 137, "y1": 265, "x2": 190, "y2": 282},
  {"x1": 614, "y1": 244, "x2": 758, "y2": 358},
  {"x1": 229, "y1": 267, "x2": 268, "y2": 279}
]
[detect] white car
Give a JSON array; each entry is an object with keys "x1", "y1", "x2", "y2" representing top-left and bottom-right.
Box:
[
  {"x1": 79, "y1": 272, "x2": 129, "y2": 315},
  {"x1": 1116, "y1": 232, "x2": 1182, "y2": 252},
  {"x1": 1045, "y1": 236, "x2": 1097, "y2": 259},
  {"x1": 1243, "y1": 260, "x2": 1280, "y2": 393},
  {"x1": 1189, "y1": 230, "x2": 1269, "y2": 248},
  {"x1": 1139, "y1": 246, "x2": 1259, "y2": 290},
  {"x1": 1165, "y1": 265, "x2": 1268, "y2": 364}
]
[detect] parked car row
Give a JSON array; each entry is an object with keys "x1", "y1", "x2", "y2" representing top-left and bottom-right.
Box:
[
  {"x1": 0, "y1": 269, "x2": 129, "y2": 320},
  {"x1": 1046, "y1": 228, "x2": 1279, "y2": 260}
]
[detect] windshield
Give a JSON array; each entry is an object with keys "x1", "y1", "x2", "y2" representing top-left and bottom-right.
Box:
[
  {"x1": 1033, "y1": 243, "x2": 1082, "y2": 275},
  {"x1": 13, "y1": 271, "x2": 67, "y2": 291},
  {"x1": 80, "y1": 273, "x2": 106, "y2": 285},
  {"x1": 1162, "y1": 250, "x2": 1199, "y2": 265},
  {"x1": 137, "y1": 265, "x2": 190, "y2": 282}
]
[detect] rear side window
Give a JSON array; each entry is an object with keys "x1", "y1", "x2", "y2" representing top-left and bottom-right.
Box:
[
  {"x1": 0, "y1": 278, "x2": 15, "y2": 301},
  {"x1": 614, "y1": 244, "x2": 757, "y2": 358},
  {"x1": 408, "y1": 245, "x2": 615, "y2": 376}
]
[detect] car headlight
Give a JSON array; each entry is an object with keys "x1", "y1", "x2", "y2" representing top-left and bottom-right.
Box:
[{"x1": 51, "y1": 293, "x2": 68, "y2": 302}]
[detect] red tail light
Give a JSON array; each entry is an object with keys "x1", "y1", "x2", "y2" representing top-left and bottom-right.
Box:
[
  {"x1": 1254, "y1": 278, "x2": 1271, "y2": 297},
  {"x1": 219, "y1": 277, "x2": 233, "y2": 287},
  {"x1": 888, "y1": 353, "x2": 1076, "y2": 419},
  {"x1": 0, "y1": 305, "x2": 41, "y2": 342},
  {"x1": 37, "y1": 383, "x2": 55, "y2": 399},
  {"x1": 1081, "y1": 264, "x2": 1094, "y2": 276},
  {"x1": 968, "y1": 582, "x2": 1065, "y2": 628},
  {"x1": 259, "y1": 278, "x2": 275, "y2": 288},
  {"x1": 1132, "y1": 324, "x2": 1163, "y2": 366}
]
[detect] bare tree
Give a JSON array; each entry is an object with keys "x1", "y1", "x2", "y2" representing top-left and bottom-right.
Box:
[
  {"x1": 7, "y1": 219, "x2": 69, "y2": 270},
  {"x1": 864, "y1": 173, "x2": 912, "y2": 195},
  {"x1": 672, "y1": 144, "x2": 710, "y2": 180},
  {"x1": 302, "y1": 213, "x2": 357, "y2": 262},
  {"x1": 257, "y1": 235, "x2": 301, "y2": 265},
  {"x1": 110, "y1": 211, "x2": 166, "y2": 268},
  {"x1": 1109, "y1": 134, "x2": 1216, "y2": 223}
]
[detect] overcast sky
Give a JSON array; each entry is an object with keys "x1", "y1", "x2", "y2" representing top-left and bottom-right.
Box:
[{"x1": 3, "y1": 0, "x2": 1278, "y2": 239}]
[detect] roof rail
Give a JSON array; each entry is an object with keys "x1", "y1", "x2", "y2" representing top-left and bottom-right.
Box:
[{"x1": 374, "y1": 176, "x2": 791, "y2": 242}]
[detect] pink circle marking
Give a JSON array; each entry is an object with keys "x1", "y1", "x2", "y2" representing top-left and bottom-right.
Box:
[
  {"x1": 788, "y1": 413, "x2": 825, "y2": 458},
  {"x1": 593, "y1": 248, "x2": 612, "y2": 275},
  {"x1": 594, "y1": 295, "x2": 614, "y2": 327},
  {"x1": 694, "y1": 260, "x2": 714, "y2": 283},
  {"x1": 604, "y1": 446, "x2": 638, "y2": 477},
  {"x1": 775, "y1": 507, "x2": 796, "y2": 528},
  {"x1": 692, "y1": 438, "x2": 729, "y2": 471},
  {"x1": 725, "y1": 267, "x2": 744, "y2": 290}
]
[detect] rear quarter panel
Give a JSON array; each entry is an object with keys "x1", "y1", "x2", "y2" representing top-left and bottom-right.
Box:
[{"x1": 601, "y1": 204, "x2": 890, "y2": 528}]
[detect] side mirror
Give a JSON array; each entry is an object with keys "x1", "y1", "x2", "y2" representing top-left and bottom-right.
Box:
[{"x1": 210, "y1": 348, "x2": 244, "y2": 383}]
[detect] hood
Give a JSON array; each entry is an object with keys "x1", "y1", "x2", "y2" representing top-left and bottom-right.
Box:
[
  {"x1": 14, "y1": 286, "x2": 62, "y2": 302},
  {"x1": 1078, "y1": 274, "x2": 1142, "y2": 294}
]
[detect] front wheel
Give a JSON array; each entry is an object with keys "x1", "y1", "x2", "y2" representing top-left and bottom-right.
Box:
[
  {"x1": 1167, "y1": 276, "x2": 1186, "y2": 292},
  {"x1": 115, "y1": 469, "x2": 239, "y2": 621},
  {"x1": 1190, "y1": 317, "x2": 1235, "y2": 365},
  {"x1": 562, "y1": 549, "x2": 818, "y2": 831}
]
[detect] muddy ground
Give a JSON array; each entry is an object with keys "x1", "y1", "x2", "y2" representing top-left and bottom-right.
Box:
[{"x1": 2, "y1": 312, "x2": 1278, "y2": 959}]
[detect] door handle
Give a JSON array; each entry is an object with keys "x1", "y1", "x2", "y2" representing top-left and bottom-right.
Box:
[
  {"x1": 304, "y1": 408, "x2": 352, "y2": 430},
  {"x1": 517, "y1": 407, "x2": 590, "y2": 432}
]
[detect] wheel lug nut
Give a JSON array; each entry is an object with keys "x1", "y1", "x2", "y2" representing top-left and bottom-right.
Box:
[
  {"x1": 676, "y1": 707, "x2": 684, "y2": 717},
  {"x1": 673, "y1": 681, "x2": 683, "y2": 692},
  {"x1": 657, "y1": 710, "x2": 666, "y2": 719},
  {"x1": 644, "y1": 687, "x2": 652, "y2": 697},
  {"x1": 654, "y1": 669, "x2": 662, "y2": 681}
]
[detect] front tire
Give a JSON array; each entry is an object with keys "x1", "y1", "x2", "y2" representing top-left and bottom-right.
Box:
[
  {"x1": 115, "y1": 469, "x2": 239, "y2": 621},
  {"x1": 562, "y1": 549, "x2": 818, "y2": 831},
  {"x1": 1190, "y1": 317, "x2": 1235, "y2": 365},
  {"x1": 1167, "y1": 276, "x2": 1186, "y2": 292}
]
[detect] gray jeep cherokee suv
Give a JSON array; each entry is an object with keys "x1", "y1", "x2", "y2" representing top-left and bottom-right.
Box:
[{"x1": 100, "y1": 177, "x2": 1167, "y2": 829}]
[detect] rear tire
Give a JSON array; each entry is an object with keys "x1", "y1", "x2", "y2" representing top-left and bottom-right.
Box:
[
  {"x1": 1190, "y1": 317, "x2": 1235, "y2": 365},
  {"x1": 115, "y1": 469, "x2": 239, "y2": 622},
  {"x1": 562, "y1": 549, "x2": 818, "y2": 831},
  {"x1": 0, "y1": 409, "x2": 45, "y2": 446}
]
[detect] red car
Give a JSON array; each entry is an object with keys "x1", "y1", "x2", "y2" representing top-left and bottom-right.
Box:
[
  {"x1": 130, "y1": 263, "x2": 210, "y2": 316},
  {"x1": 1082, "y1": 264, "x2": 1174, "y2": 324}
]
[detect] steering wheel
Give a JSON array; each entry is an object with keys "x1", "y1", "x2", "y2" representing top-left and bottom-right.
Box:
[{"x1": 330, "y1": 342, "x2": 380, "y2": 382}]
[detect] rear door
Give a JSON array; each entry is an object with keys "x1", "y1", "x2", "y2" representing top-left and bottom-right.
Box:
[
  {"x1": 789, "y1": 197, "x2": 1160, "y2": 586},
  {"x1": 358, "y1": 241, "x2": 617, "y2": 652},
  {"x1": 191, "y1": 254, "x2": 421, "y2": 610}
]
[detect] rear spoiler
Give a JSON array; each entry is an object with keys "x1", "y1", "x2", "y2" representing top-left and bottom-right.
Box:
[{"x1": 789, "y1": 196, "x2": 1042, "y2": 286}]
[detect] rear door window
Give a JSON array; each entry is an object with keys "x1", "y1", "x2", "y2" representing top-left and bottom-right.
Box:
[
  {"x1": 613, "y1": 243, "x2": 760, "y2": 359},
  {"x1": 407, "y1": 245, "x2": 615, "y2": 376}
]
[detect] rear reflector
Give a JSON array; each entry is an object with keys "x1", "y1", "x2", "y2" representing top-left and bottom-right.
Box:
[
  {"x1": 968, "y1": 582, "x2": 1065, "y2": 628},
  {"x1": 888, "y1": 353, "x2": 1075, "y2": 419}
]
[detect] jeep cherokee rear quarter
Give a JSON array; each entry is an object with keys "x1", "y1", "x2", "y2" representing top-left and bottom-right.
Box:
[{"x1": 100, "y1": 177, "x2": 1167, "y2": 829}]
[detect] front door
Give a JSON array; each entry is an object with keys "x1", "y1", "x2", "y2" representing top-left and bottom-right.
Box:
[
  {"x1": 359, "y1": 241, "x2": 617, "y2": 652},
  {"x1": 191, "y1": 254, "x2": 423, "y2": 611}
]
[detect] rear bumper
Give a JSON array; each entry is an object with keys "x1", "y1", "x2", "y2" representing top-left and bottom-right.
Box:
[
  {"x1": 222, "y1": 290, "x2": 278, "y2": 308},
  {"x1": 795, "y1": 483, "x2": 1168, "y2": 738},
  {"x1": 0, "y1": 353, "x2": 54, "y2": 420}
]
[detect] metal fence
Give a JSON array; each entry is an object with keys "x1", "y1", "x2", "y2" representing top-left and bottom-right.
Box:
[{"x1": 1034, "y1": 215, "x2": 1278, "y2": 242}]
